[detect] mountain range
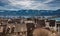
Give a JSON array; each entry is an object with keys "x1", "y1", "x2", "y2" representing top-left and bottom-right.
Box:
[{"x1": 0, "y1": 9, "x2": 60, "y2": 16}]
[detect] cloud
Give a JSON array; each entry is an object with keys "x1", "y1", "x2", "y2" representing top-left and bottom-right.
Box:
[
  {"x1": 43, "y1": 0, "x2": 54, "y2": 3},
  {"x1": 0, "y1": 6, "x2": 8, "y2": 10},
  {"x1": 0, "y1": 0, "x2": 60, "y2": 10},
  {"x1": 7, "y1": 0, "x2": 51, "y2": 10}
]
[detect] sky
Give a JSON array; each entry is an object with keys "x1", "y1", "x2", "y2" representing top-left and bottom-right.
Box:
[{"x1": 0, "y1": 0, "x2": 60, "y2": 10}]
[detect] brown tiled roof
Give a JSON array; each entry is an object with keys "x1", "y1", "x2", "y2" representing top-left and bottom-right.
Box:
[{"x1": 14, "y1": 24, "x2": 27, "y2": 32}]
